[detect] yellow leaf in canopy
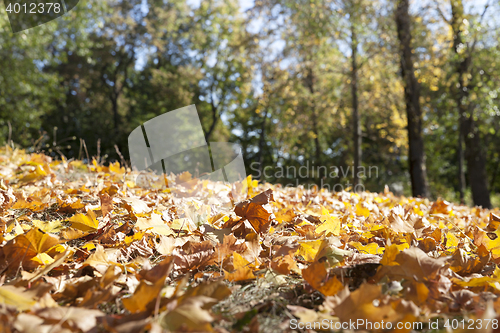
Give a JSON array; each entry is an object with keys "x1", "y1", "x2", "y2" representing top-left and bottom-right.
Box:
[
  {"x1": 69, "y1": 210, "x2": 98, "y2": 232},
  {"x1": 350, "y1": 241, "x2": 383, "y2": 255},
  {"x1": 446, "y1": 232, "x2": 459, "y2": 248},
  {"x1": 381, "y1": 244, "x2": 401, "y2": 266},
  {"x1": 316, "y1": 213, "x2": 341, "y2": 236},
  {"x1": 355, "y1": 203, "x2": 370, "y2": 217},
  {"x1": 302, "y1": 261, "x2": 343, "y2": 296}
]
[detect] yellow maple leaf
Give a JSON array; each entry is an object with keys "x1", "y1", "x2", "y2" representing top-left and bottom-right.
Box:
[
  {"x1": 316, "y1": 212, "x2": 341, "y2": 236},
  {"x1": 297, "y1": 239, "x2": 324, "y2": 262},
  {"x1": 69, "y1": 210, "x2": 99, "y2": 232},
  {"x1": 355, "y1": 203, "x2": 370, "y2": 217},
  {"x1": 350, "y1": 241, "x2": 384, "y2": 255},
  {"x1": 225, "y1": 253, "x2": 255, "y2": 282},
  {"x1": 446, "y1": 232, "x2": 459, "y2": 248}
]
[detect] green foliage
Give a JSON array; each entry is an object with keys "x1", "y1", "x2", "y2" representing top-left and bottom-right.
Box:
[{"x1": 0, "y1": 0, "x2": 499, "y2": 205}]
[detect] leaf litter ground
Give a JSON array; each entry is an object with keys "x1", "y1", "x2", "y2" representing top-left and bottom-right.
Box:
[{"x1": 1, "y1": 147, "x2": 500, "y2": 332}]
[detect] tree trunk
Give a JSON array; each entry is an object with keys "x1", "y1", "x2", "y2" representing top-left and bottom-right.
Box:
[
  {"x1": 450, "y1": 0, "x2": 492, "y2": 208},
  {"x1": 457, "y1": 124, "x2": 466, "y2": 204},
  {"x1": 306, "y1": 68, "x2": 323, "y2": 185},
  {"x1": 351, "y1": 23, "x2": 362, "y2": 192},
  {"x1": 205, "y1": 101, "x2": 219, "y2": 142},
  {"x1": 256, "y1": 108, "x2": 269, "y2": 179},
  {"x1": 395, "y1": 0, "x2": 430, "y2": 198}
]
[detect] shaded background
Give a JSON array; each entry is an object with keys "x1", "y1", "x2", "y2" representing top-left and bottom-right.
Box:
[{"x1": 0, "y1": 0, "x2": 499, "y2": 207}]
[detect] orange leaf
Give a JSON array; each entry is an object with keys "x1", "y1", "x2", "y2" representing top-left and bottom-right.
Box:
[{"x1": 302, "y1": 261, "x2": 343, "y2": 296}]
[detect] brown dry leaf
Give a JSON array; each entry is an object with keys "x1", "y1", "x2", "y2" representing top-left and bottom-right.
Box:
[
  {"x1": 271, "y1": 254, "x2": 299, "y2": 275},
  {"x1": 449, "y1": 245, "x2": 490, "y2": 276},
  {"x1": 173, "y1": 247, "x2": 216, "y2": 273},
  {"x1": 389, "y1": 209, "x2": 415, "y2": 233},
  {"x1": 333, "y1": 283, "x2": 419, "y2": 328},
  {"x1": 56, "y1": 197, "x2": 85, "y2": 214},
  {"x1": 160, "y1": 295, "x2": 216, "y2": 332},
  {"x1": 486, "y1": 212, "x2": 500, "y2": 231},
  {"x1": 122, "y1": 197, "x2": 151, "y2": 214},
  {"x1": 122, "y1": 257, "x2": 173, "y2": 313},
  {"x1": 0, "y1": 228, "x2": 59, "y2": 274},
  {"x1": 302, "y1": 261, "x2": 343, "y2": 296},
  {"x1": 376, "y1": 246, "x2": 449, "y2": 281},
  {"x1": 34, "y1": 307, "x2": 104, "y2": 332},
  {"x1": 430, "y1": 199, "x2": 452, "y2": 215},
  {"x1": 234, "y1": 189, "x2": 274, "y2": 234},
  {"x1": 0, "y1": 187, "x2": 15, "y2": 212},
  {"x1": 99, "y1": 192, "x2": 113, "y2": 217}
]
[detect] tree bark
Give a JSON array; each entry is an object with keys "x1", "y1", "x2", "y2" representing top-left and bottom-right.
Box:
[
  {"x1": 205, "y1": 100, "x2": 219, "y2": 143},
  {"x1": 395, "y1": 0, "x2": 430, "y2": 198},
  {"x1": 256, "y1": 107, "x2": 269, "y2": 179},
  {"x1": 351, "y1": 22, "x2": 362, "y2": 192},
  {"x1": 450, "y1": 0, "x2": 492, "y2": 208},
  {"x1": 306, "y1": 68, "x2": 323, "y2": 185}
]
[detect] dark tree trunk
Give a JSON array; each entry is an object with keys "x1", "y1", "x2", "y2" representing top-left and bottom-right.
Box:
[
  {"x1": 395, "y1": 0, "x2": 430, "y2": 198},
  {"x1": 451, "y1": 0, "x2": 491, "y2": 208},
  {"x1": 351, "y1": 23, "x2": 362, "y2": 192},
  {"x1": 205, "y1": 101, "x2": 219, "y2": 143},
  {"x1": 306, "y1": 68, "x2": 323, "y2": 185},
  {"x1": 256, "y1": 107, "x2": 269, "y2": 179}
]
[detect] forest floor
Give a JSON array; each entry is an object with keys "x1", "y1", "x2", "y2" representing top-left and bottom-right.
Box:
[{"x1": 0, "y1": 147, "x2": 500, "y2": 332}]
